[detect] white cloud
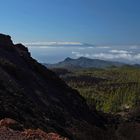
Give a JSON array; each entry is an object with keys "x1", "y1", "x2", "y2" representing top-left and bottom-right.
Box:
[
  {"x1": 72, "y1": 51, "x2": 79, "y2": 54},
  {"x1": 91, "y1": 53, "x2": 132, "y2": 60},
  {"x1": 78, "y1": 47, "x2": 86, "y2": 50},
  {"x1": 129, "y1": 45, "x2": 138, "y2": 49},
  {"x1": 96, "y1": 46, "x2": 111, "y2": 49},
  {"x1": 72, "y1": 51, "x2": 140, "y2": 62},
  {"x1": 133, "y1": 53, "x2": 140, "y2": 60},
  {"x1": 87, "y1": 46, "x2": 94, "y2": 49},
  {"x1": 109, "y1": 50, "x2": 131, "y2": 54},
  {"x1": 24, "y1": 41, "x2": 84, "y2": 46}
]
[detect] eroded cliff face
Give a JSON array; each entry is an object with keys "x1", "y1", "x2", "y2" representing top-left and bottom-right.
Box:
[{"x1": 0, "y1": 33, "x2": 107, "y2": 140}]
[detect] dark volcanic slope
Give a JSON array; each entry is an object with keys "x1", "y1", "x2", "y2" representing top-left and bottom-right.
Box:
[{"x1": 0, "y1": 34, "x2": 106, "y2": 140}]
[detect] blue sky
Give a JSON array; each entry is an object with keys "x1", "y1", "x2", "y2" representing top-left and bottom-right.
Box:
[
  {"x1": 1, "y1": 0, "x2": 140, "y2": 64},
  {"x1": 0, "y1": 0, "x2": 140, "y2": 45}
]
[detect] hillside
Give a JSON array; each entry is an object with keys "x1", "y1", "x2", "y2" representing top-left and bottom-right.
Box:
[
  {"x1": 52, "y1": 67, "x2": 140, "y2": 113},
  {"x1": 49, "y1": 67, "x2": 140, "y2": 140},
  {"x1": 0, "y1": 33, "x2": 109, "y2": 140},
  {"x1": 45, "y1": 57, "x2": 125, "y2": 69}
]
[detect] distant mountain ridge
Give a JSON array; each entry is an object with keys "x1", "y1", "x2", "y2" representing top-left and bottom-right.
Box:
[{"x1": 45, "y1": 57, "x2": 126, "y2": 69}]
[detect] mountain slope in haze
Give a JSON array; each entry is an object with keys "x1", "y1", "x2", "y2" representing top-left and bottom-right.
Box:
[
  {"x1": 45, "y1": 57, "x2": 125, "y2": 69},
  {"x1": 0, "y1": 33, "x2": 108, "y2": 140}
]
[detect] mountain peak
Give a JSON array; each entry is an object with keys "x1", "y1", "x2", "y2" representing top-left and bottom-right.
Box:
[
  {"x1": 64, "y1": 57, "x2": 73, "y2": 61},
  {"x1": 0, "y1": 33, "x2": 13, "y2": 47},
  {"x1": 0, "y1": 33, "x2": 31, "y2": 57}
]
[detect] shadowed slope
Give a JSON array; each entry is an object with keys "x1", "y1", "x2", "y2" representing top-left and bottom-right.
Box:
[{"x1": 0, "y1": 34, "x2": 106, "y2": 140}]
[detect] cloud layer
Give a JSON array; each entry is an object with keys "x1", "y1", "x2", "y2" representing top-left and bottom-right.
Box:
[
  {"x1": 24, "y1": 42, "x2": 85, "y2": 46},
  {"x1": 71, "y1": 47, "x2": 140, "y2": 63},
  {"x1": 27, "y1": 43, "x2": 140, "y2": 64}
]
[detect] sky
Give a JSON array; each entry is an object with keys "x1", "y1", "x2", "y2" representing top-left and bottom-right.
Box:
[
  {"x1": 0, "y1": 0, "x2": 140, "y2": 44},
  {"x1": 0, "y1": 0, "x2": 140, "y2": 63}
]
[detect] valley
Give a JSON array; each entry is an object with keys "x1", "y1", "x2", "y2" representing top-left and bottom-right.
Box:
[{"x1": 0, "y1": 33, "x2": 140, "y2": 140}]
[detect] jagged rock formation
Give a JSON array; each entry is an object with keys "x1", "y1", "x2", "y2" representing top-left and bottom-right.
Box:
[{"x1": 0, "y1": 33, "x2": 107, "y2": 140}]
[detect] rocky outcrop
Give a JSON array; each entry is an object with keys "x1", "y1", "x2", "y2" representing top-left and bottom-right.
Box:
[
  {"x1": 0, "y1": 118, "x2": 69, "y2": 140},
  {"x1": 0, "y1": 34, "x2": 14, "y2": 51}
]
